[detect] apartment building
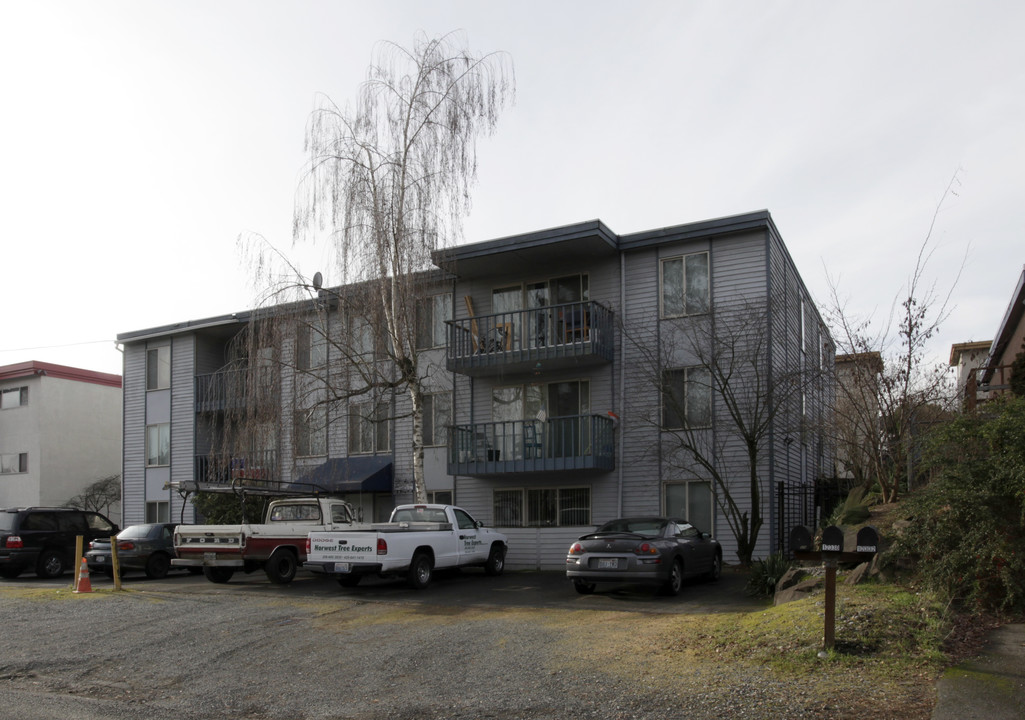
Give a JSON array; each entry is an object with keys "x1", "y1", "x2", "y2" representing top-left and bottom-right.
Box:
[
  {"x1": 117, "y1": 210, "x2": 833, "y2": 566},
  {"x1": 0, "y1": 361, "x2": 122, "y2": 516}
]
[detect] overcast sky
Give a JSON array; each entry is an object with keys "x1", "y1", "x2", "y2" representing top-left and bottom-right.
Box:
[{"x1": 1, "y1": 1, "x2": 1022, "y2": 377}]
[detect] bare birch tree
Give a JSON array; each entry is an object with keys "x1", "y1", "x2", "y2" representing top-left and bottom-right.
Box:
[{"x1": 285, "y1": 33, "x2": 515, "y2": 502}]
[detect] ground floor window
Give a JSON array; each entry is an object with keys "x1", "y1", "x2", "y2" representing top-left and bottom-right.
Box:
[
  {"x1": 664, "y1": 481, "x2": 713, "y2": 531},
  {"x1": 146, "y1": 501, "x2": 170, "y2": 523},
  {"x1": 428, "y1": 491, "x2": 452, "y2": 505},
  {"x1": 0, "y1": 452, "x2": 27, "y2": 474},
  {"x1": 493, "y1": 487, "x2": 590, "y2": 527}
]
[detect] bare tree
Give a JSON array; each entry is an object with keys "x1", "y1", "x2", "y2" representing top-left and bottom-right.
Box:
[
  {"x1": 626, "y1": 295, "x2": 823, "y2": 566},
  {"x1": 239, "y1": 33, "x2": 514, "y2": 502},
  {"x1": 824, "y1": 173, "x2": 964, "y2": 503},
  {"x1": 65, "y1": 474, "x2": 121, "y2": 517}
]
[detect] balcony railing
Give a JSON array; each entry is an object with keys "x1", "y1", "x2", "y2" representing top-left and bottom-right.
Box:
[
  {"x1": 446, "y1": 301, "x2": 614, "y2": 376},
  {"x1": 195, "y1": 369, "x2": 276, "y2": 413},
  {"x1": 193, "y1": 450, "x2": 279, "y2": 489},
  {"x1": 448, "y1": 414, "x2": 615, "y2": 477}
]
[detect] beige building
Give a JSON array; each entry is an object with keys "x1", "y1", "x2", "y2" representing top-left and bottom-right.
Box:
[{"x1": 0, "y1": 361, "x2": 122, "y2": 519}]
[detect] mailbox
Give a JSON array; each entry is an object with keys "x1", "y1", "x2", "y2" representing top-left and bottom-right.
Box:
[
  {"x1": 821, "y1": 525, "x2": 845, "y2": 553},
  {"x1": 856, "y1": 525, "x2": 879, "y2": 554},
  {"x1": 789, "y1": 525, "x2": 814, "y2": 553}
]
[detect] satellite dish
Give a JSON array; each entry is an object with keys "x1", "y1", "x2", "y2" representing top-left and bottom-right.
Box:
[{"x1": 312, "y1": 271, "x2": 323, "y2": 291}]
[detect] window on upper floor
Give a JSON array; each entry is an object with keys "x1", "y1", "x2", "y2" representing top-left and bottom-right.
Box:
[
  {"x1": 297, "y1": 316, "x2": 328, "y2": 370},
  {"x1": 0, "y1": 453, "x2": 28, "y2": 474},
  {"x1": 295, "y1": 405, "x2": 328, "y2": 457},
  {"x1": 348, "y1": 399, "x2": 390, "y2": 455},
  {"x1": 146, "y1": 424, "x2": 170, "y2": 467},
  {"x1": 660, "y1": 252, "x2": 709, "y2": 317},
  {"x1": 661, "y1": 366, "x2": 712, "y2": 429},
  {"x1": 416, "y1": 293, "x2": 452, "y2": 349},
  {"x1": 0, "y1": 386, "x2": 28, "y2": 410},
  {"x1": 422, "y1": 392, "x2": 452, "y2": 447},
  {"x1": 147, "y1": 346, "x2": 171, "y2": 391}
]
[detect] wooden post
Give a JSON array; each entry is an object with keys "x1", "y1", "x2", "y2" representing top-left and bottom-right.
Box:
[
  {"x1": 74, "y1": 536, "x2": 83, "y2": 589},
  {"x1": 823, "y1": 557, "x2": 837, "y2": 651}
]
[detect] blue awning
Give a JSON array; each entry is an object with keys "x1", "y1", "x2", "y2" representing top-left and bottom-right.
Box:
[{"x1": 295, "y1": 456, "x2": 393, "y2": 494}]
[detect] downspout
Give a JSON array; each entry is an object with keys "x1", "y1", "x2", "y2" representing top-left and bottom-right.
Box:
[
  {"x1": 765, "y1": 227, "x2": 776, "y2": 555},
  {"x1": 618, "y1": 250, "x2": 626, "y2": 517}
]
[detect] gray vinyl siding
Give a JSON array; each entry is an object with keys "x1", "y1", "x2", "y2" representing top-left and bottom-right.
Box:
[
  {"x1": 170, "y1": 334, "x2": 196, "y2": 522},
  {"x1": 122, "y1": 344, "x2": 147, "y2": 526}
]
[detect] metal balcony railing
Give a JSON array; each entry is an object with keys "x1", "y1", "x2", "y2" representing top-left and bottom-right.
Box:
[
  {"x1": 195, "y1": 369, "x2": 277, "y2": 413},
  {"x1": 445, "y1": 300, "x2": 614, "y2": 376},
  {"x1": 193, "y1": 450, "x2": 279, "y2": 489},
  {"x1": 447, "y1": 414, "x2": 615, "y2": 476}
]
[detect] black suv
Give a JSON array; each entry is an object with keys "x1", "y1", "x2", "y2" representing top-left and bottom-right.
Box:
[{"x1": 0, "y1": 507, "x2": 119, "y2": 579}]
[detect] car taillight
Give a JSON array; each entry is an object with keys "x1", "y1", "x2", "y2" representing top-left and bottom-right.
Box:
[
  {"x1": 240, "y1": 531, "x2": 246, "y2": 549},
  {"x1": 568, "y1": 542, "x2": 584, "y2": 555},
  {"x1": 88, "y1": 541, "x2": 97, "y2": 550},
  {"x1": 633, "y1": 543, "x2": 658, "y2": 555},
  {"x1": 305, "y1": 537, "x2": 311, "y2": 555},
  {"x1": 377, "y1": 537, "x2": 387, "y2": 556},
  {"x1": 117, "y1": 542, "x2": 135, "y2": 551},
  {"x1": 5, "y1": 535, "x2": 23, "y2": 549}
]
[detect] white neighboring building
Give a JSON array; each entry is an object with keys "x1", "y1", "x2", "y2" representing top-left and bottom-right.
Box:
[{"x1": 0, "y1": 361, "x2": 122, "y2": 520}]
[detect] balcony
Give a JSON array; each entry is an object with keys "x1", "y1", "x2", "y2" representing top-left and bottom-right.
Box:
[
  {"x1": 448, "y1": 414, "x2": 615, "y2": 477},
  {"x1": 193, "y1": 450, "x2": 279, "y2": 489},
  {"x1": 446, "y1": 301, "x2": 614, "y2": 377},
  {"x1": 195, "y1": 369, "x2": 276, "y2": 413}
]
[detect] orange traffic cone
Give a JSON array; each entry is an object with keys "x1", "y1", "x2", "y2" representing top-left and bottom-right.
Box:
[{"x1": 74, "y1": 557, "x2": 92, "y2": 593}]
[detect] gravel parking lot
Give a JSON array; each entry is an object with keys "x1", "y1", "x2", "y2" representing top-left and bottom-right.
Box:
[{"x1": 0, "y1": 568, "x2": 932, "y2": 719}]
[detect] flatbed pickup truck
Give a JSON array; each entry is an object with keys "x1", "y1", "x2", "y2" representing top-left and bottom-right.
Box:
[
  {"x1": 305, "y1": 504, "x2": 508, "y2": 589},
  {"x1": 172, "y1": 496, "x2": 360, "y2": 584}
]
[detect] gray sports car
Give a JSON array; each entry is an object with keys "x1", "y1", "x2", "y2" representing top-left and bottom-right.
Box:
[{"x1": 565, "y1": 517, "x2": 722, "y2": 596}]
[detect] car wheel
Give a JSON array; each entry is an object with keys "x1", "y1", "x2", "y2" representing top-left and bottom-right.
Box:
[
  {"x1": 203, "y1": 567, "x2": 234, "y2": 584},
  {"x1": 407, "y1": 552, "x2": 433, "y2": 589},
  {"x1": 706, "y1": 552, "x2": 722, "y2": 582},
  {"x1": 661, "y1": 559, "x2": 683, "y2": 596},
  {"x1": 573, "y1": 580, "x2": 596, "y2": 595},
  {"x1": 484, "y1": 544, "x2": 505, "y2": 576},
  {"x1": 337, "y1": 575, "x2": 362, "y2": 588},
  {"x1": 36, "y1": 550, "x2": 66, "y2": 579},
  {"x1": 264, "y1": 550, "x2": 298, "y2": 585},
  {"x1": 0, "y1": 566, "x2": 24, "y2": 579},
  {"x1": 145, "y1": 553, "x2": 171, "y2": 579}
]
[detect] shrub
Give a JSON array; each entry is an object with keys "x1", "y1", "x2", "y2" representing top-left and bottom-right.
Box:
[
  {"x1": 745, "y1": 552, "x2": 793, "y2": 597},
  {"x1": 887, "y1": 396, "x2": 1025, "y2": 612}
]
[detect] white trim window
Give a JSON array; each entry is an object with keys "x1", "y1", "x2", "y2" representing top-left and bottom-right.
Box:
[
  {"x1": 661, "y1": 366, "x2": 712, "y2": 429},
  {"x1": 422, "y1": 392, "x2": 452, "y2": 447},
  {"x1": 146, "y1": 423, "x2": 170, "y2": 467},
  {"x1": 664, "y1": 481, "x2": 713, "y2": 531},
  {"x1": 493, "y1": 487, "x2": 590, "y2": 527},
  {"x1": 0, "y1": 453, "x2": 28, "y2": 474},
  {"x1": 348, "y1": 400, "x2": 390, "y2": 455},
  {"x1": 146, "y1": 501, "x2": 170, "y2": 523},
  {"x1": 297, "y1": 316, "x2": 328, "y2": 370},
  {"x1": 147, "y1": 346, "x2": 171, "y2": 391},
  {"x1": 660, "y1": 252, "x2": 709, "y2": 317},
  {"x1": 295, "y1": 405, "x2": 328, "y2": 457},
  {"x1": 417, "y1": 293, "x2": 453, "y2": 349},
  {"x1": 0, "y1": 386, "x2": 28, "y2": 410}
]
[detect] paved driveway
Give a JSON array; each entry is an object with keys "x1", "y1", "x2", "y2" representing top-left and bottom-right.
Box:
[{"x1": 2, "y1": 564, "x2": 764, "y2": 613}]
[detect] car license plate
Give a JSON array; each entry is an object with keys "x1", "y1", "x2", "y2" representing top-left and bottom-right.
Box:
[
  {"x1": 204, "y1": 552, "x2": 217, "y2": 562},
  {"x1": 597, "y1": 558, "x2": 618, "y2": 570},
  {"x1": 95, "y1": 556, "x2": 106, "y2": 563},
  {"x1": 334, "y1": 562, "x2": 351, "y2": 573}
]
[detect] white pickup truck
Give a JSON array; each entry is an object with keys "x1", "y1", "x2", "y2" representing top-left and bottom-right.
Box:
[
  {"x1": 305, "y1": 504, "x2": 508, "y2": 589},
  {"x1": 172, "y1": 496, "x2": 360, "y2": 585}
]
